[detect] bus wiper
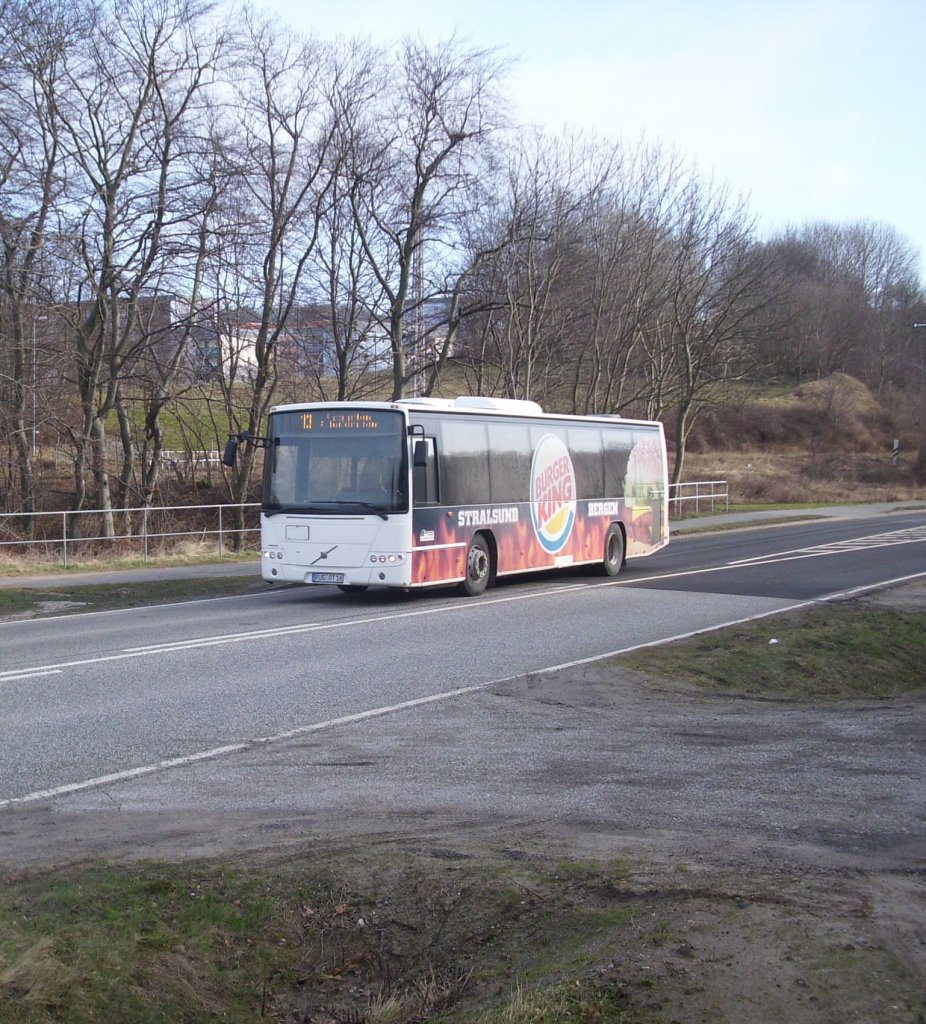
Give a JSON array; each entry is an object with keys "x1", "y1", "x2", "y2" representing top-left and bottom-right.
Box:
[{"x1": 344, "y1": 501, "x2": 389, "y2": 520}]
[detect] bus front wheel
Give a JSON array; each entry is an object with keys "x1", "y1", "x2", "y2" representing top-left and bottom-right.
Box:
[
  {"x1": 460, "y1": 534, "x2": 492, "y2": 596},
  {"x1": 601, "y1": 524, "x2": 625, "y2": 577}
]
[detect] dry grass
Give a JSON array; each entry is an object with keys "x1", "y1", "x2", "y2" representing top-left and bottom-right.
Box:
[
  {"x1": 687, "y1": 373, "x2": 902, "y2": 458},
  {"x1": 0, "y1": 538, "x2": 258, "y2": 578},
  {"x1": 769, "y1": 372, "x2": 884, "y2": 414},
  {"x1": 0, "y1": 938, "x2": 78, "y2": 1007},
  {"x1": 682, "y1": 450, "x2": 926, "y2": 506},
  {"x1": 679, "y1": 372, "x2": 926, "y2": 505}
]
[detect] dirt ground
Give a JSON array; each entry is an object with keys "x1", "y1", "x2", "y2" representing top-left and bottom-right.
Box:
[
  {"x1": 233, "y1": 828, "x2": 926, "y2": 1023},
  {"x1": 1, "y1": 583, "x2": 924, "y2": 1023}
]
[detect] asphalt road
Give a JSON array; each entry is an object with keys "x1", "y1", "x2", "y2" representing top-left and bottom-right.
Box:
[{"x1": 1, "y1": 505, "x2": 924, "y2": 870}]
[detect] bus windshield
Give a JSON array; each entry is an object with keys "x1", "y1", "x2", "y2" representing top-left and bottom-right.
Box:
[{"x1": 262, "y1": 408, "x2": 407, "y2": 516}]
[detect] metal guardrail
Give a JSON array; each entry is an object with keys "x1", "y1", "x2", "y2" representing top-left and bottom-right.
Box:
[
  {"x1": 0, "y1": 503, "x2": 261, "y2": 568},
  {"x1": 0, "y1": 482, "x2": 729, "y2": 568},
  {"x1": 668, "y1": 480, "x2": 729, "y2": 517},
  {"x1": 160, "y1": 449, "x2": 224, "y2": 470}
]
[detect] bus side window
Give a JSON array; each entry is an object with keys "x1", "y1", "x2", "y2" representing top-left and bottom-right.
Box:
[
  {"x1": 567, "y1": 426, "x2": 603, "y2": 499},
  {"x1": 412, "y1": 437, "x2": 439, "y2": 505},
  {"x1": 488, "y1": 422, "x2": 531, "y2": 502},
  {"x1": 602, "y1": 427, "x2": 632, "y2": 498}
]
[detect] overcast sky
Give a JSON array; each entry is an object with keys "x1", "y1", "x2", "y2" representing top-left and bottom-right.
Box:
[{"x1": 259, "y1": 0, "x2": 925, "y2": 277}]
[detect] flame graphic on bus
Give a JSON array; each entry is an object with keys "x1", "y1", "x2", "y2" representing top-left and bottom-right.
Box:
[
  {"x1": 411, "y1": 497, "x2": 657, "y2": 586},
  {"x1": 530, "y1": 434, "x2": 577, "y2": 554}
]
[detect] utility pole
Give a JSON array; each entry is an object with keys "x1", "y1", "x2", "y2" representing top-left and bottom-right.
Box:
[
  {"x1": 913, "y1": 322, "x2": 926, "y2": 481},
  {"x1": 31, "y1": 315, "x2": 48, "y2": 456},
  {"x1": 410, "y1": 235, "x2": 424, "y2": 398}
]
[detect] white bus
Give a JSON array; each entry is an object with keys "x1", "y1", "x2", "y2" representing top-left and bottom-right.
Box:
[{"x1": 224, "y1": 396, "x2": 669, "y2": 595}]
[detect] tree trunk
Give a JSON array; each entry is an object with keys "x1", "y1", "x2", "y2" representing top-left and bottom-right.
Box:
[
  {"x1": 12, "y1": 420, "x2": 35, "y2": 532},
  {"x1": 90, "y1": 415, "x2": 116, "y2": 539},
  {"x1": 142, "y1": 403, "x2": 166, "y2": 507},
  {"x1": 671, "y1": 400, "x2": 693, "y2": 486},
  {"x1": 115, "y1": 391, "x2": 135, "y2": 525},
  {"x1": 10, "y1": 323, "x2": 36, "y2": 528}
]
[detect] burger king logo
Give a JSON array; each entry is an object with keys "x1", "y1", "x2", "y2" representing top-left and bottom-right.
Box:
[{"x1": 530, "y1": 434, "x2": 576, "y2": 553}]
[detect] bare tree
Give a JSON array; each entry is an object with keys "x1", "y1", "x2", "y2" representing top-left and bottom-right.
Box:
[
  {"x1": 48, "y1": 0, "x2": 226, "y2": 535},
  {"x1": 303, "y1": 38, "x2": 388, "y2": 401},
  {"x1": 563, "y1": 141, "x2": 684, "y2": 416},
  {"x1": 459, "y1": 131, "x2": 599, "y2": 406},
  {"x1": 823, "y1": 220, "x2": 921, "y2": 390},
  {"x1": 657, "y1": 176, "x2": 772, "y2": 483},
  {"x1": 343, "y1": 36, "x2": 506, "y2": 400},
  {"x1": 5, "y1": 0, "x2": 924, "y2": 526},
  {"x1": 216, "y1": 11, "x2": 339, "y2": 522},
  {"x1": 0, "y1": 0, "x2": 73, "y2": 524},
  {"x1": 762, "y1": 220, "x2": 923, "y2": 390}
]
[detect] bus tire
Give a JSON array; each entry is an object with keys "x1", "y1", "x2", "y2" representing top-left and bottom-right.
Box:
[
  {"x1": 460, "y1": 533, "x2": 492, "y2": 596},
  {"x1": 601, "y1": 524, "x2": 625, "y2": 577}
]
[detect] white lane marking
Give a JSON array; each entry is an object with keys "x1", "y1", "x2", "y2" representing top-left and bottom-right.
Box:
[
  {"x1": 600, "y1": 525, "x2": 926, "y2": 589},
  {"x1": 1, "y1": 669, "x2": 63, "y2": 683},
  {"x1": 3, "y1": 581, "x2": 595, "y2": 677},
  {"x1": 123, "y1": 621, "x2": 328, "y2": 653},
  {"x1": 4, "y1": 570, "x2": 926, "y2": 810},
  {"x1": 0, "y1": 744, "x2": 247, "y2": 808},
  {"x1": 0, "y1": 684, "x2": 488, "y2": 809},
  {"x1": 725, "y1": 524, "x2": 926, "y2": 567},
  {"x1": 0, "y1": 646, "x2": 156, "y2": 682}
]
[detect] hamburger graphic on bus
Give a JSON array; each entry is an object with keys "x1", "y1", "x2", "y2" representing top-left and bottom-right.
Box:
[{"x1": 530, "y1": 434, "x2": 577, "y2": 554}]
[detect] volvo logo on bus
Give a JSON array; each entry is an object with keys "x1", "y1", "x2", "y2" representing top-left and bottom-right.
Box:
[{"x1": 530, "y1": 434, "x2": 577, "y2": 553}]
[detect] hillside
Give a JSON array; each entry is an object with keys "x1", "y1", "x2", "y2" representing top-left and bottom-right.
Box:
[{"x1": 683, "y1": 373, "x2": 926, "y2": 505}]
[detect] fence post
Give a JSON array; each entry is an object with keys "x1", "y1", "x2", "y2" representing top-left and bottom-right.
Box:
[
  {"x1": 219, "y1": 505, "x2": 224, "y2": 556},
  {"x1": 62, "y1": 511, "x2": 68, "y2": 569},
  {"x1": 143, "y1": 507, "x2": 149, "y2": 563}
]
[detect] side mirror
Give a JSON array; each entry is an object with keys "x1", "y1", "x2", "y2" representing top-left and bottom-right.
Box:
[
  {"x1": 413, "y1": 439, "x2": 428, "y2": 468},
  {"x1": 222, "y1": 436, "x2": 239, "y2": 467}
]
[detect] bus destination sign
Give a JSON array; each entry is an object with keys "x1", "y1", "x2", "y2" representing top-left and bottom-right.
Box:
[{"x1": 301, "y1": 411, "x2": 384, "y2": 432}]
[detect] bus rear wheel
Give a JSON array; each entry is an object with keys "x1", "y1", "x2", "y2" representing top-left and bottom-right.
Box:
[
  {"x1": 460, "y1": 534, "x2": 492, "y2": 596},
  {"x1": 601, "y1": 524, "x2": 625, "y2": 577}
]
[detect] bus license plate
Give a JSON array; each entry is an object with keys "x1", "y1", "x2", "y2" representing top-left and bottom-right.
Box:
[{"x1": 311, "y1": 572, "x2": 344, "y2": 584}]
